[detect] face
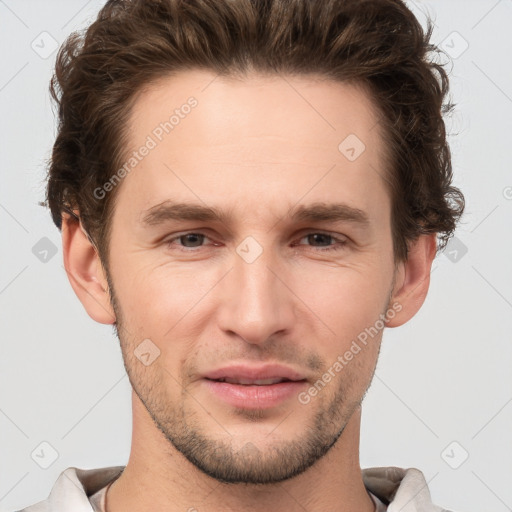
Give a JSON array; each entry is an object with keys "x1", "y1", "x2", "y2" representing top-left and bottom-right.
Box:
[{"x1": 104, "y1": 70, "x2": 398, "y2": 484}]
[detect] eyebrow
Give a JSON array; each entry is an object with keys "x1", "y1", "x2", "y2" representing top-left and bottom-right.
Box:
[{"x1": 140, "y1": 200, "x2": 370, "y2": 228}]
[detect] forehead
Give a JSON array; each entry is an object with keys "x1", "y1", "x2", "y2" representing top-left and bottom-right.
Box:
[
  {"x1": 115, "y1": 69, "x2": 389, "y2": 226},
  {"x1": 127, "y1": 70, "x2": 383, "y2": 153}
]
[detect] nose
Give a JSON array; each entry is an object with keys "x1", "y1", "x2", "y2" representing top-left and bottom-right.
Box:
[{"x1": 216, "y1": 244, "x2": 296, "y2": 346}]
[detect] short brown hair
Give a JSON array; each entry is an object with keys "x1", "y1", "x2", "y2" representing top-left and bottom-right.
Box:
[{"x1": 44, "y1": 0, "x2": 464, "y2": 269}]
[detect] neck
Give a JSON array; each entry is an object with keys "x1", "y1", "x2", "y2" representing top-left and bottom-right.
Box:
[{"x1": 106, "y1": 391, "x2": 375, "y2": 512}]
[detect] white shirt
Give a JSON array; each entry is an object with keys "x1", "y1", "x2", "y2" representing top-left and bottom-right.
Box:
[{"x1": 18, "y1": 465, "x2": 449, "y2": 512}]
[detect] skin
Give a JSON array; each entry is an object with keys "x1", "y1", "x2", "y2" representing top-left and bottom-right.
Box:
[{"x1": 62, "y1": 69, "x2": 436, "y2": 512}]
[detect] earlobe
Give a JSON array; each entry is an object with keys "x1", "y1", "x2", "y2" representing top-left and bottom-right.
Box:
[
  {"x1": 385, "y1": 233, "x2": 437, "y2": 328},
  {"x1": 61, "y1": 213, "x2": 116, "y2": 325}
]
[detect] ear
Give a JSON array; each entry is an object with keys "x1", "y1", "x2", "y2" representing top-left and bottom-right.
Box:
[
  {"x1": 61, "y1": 213, "x2": 116, "y2": 324},
  {"x1": 386, "y1": 233, "x2": 437, "y2": 328}
]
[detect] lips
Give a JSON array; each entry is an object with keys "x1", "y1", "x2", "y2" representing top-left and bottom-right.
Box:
[
  {"x1": 202, "y1": 364, "x2": 307, "y2": 385},
  {"x1": 201, "y1": 364, "x2": 308, "y2": 409},
  {"x1": 214, "y1": 377, "x2": 287, "y2": 385}
]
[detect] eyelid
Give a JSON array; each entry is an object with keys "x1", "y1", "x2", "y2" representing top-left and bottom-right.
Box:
[
  {"x1": 295, "y1": 229, "x2": 348, "y2": 241},
  {"x1": 164, "y1": 230, "x2": 349, "y2": 252},
  {"x1": 164, "y1": 231, "x2": 215, "y2": 247},
  {"x1": 295, "y1": 231, "x2": 349, "y2": 251}
]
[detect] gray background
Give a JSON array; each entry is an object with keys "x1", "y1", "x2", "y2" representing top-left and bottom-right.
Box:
[{"x1": 1, "y1": 1, "x2": 511, "y2": 511}]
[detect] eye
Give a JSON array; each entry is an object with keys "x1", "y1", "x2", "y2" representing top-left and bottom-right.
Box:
[
  {"x1": 295, "y1": 232, "x2": 348, "y2": 252},
  {"x1": 165, "y1": 232, "x2": 212, "y2": 251},
  {"x1": 164, "y1": 231, "x2": 348, "y2": 253}
]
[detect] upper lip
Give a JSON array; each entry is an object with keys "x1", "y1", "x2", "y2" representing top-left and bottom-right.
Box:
[{"x1": 203, "y1": 364, "x2": 307, "y2": 383}]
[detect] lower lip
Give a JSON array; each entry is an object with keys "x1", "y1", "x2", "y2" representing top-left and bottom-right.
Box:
[{"x1": 203, "y1": 379, "x2": 307, "y2": 409}]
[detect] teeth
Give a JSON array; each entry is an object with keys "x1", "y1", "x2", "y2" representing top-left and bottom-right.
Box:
[{"x1": 220, "y1": 377, "x2": 286, "y2": 385}]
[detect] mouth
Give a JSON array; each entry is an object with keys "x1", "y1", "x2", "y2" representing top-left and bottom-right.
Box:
[
  {"x1": 201, "y1": 364, "x2": 308, "y2": 409},
  {"x1": 202, "y1": 363, "x2": 307, "y2": 383},
  {"x1": 205, "y1": 377, "x2": 301, "y2": 386}
]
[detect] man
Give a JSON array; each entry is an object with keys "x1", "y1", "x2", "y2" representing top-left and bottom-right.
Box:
[{"x1": 21, "y1": 0, "x2": 464, "y2": 510}]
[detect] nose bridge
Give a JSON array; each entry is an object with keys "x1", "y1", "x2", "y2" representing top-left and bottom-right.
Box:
[{"x1": 217, "y1": 240, "x2": 293, "y2": 344}]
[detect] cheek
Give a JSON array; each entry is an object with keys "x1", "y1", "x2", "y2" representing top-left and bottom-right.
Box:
[
  {"x1": 289, "y1": 262, "x2": 390, "y2": 392},
  {"x1": 292, "y1": 262, "x2": 390, "y2": 336},
  {"x1": 113, "y1": 259, "x2": 225, "y2": 350},
  {"x1": 111, "y1": 243, "x2": 392, "y2": 350}
]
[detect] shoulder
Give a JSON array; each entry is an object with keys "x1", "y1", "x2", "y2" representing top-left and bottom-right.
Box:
[
  {"x1": 362, "y1": 466, "x2": 451, "y2": 512},
  {"x1": 16, "y1": 466, "x2": 125, "y2": 512}
]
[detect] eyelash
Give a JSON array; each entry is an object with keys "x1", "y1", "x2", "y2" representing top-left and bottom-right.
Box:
[{"x1": 164, "y1": 231, "x2": 348, "y2": 253}]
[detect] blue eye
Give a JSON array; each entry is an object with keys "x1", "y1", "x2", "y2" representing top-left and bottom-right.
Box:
[
  {"x1": 166, "y1": 233, "x2": 208, "y2": 250},
  {"x1": 164, "y1": 231, "x2": 347, "y2": 252}
]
